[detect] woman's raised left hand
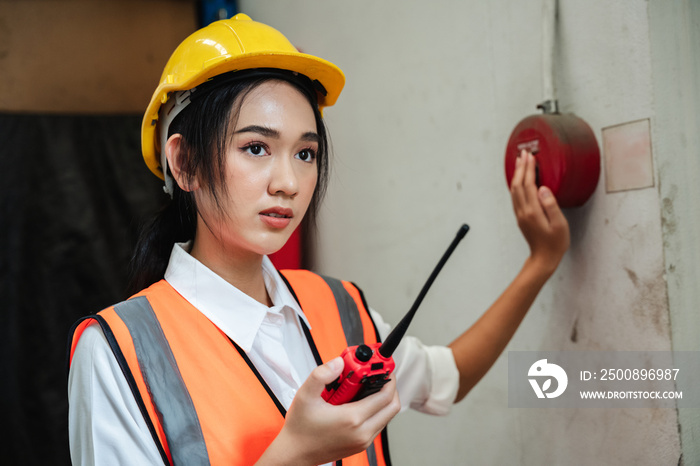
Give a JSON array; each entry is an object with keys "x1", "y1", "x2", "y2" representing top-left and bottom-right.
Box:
[{"x1": 509, "y1": 150, "x2": 570, "y2": 277}]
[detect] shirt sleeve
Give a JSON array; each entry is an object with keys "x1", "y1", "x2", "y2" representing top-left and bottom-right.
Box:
[
  {"x1": 68, "y1": 321, "x2": 165, "y2": 466},
  {"x1": 368, "y1": 308, "x2": 459, "y2": 416}
]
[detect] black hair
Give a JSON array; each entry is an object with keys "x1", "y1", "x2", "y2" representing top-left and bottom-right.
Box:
[{"x1": 127, "y1": 70, "x2": 330, "y2": 296}]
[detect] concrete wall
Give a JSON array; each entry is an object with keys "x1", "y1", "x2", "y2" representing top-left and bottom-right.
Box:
[
  {"x1": 648, "y1": 0, "x2": 700, "y2": 462},
  {"x1": 240, "y1": 1, "x2": 697, "y2": 464}
]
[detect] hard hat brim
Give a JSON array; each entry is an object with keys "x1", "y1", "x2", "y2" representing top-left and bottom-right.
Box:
[{"x1": 142, "y1": 51, "x2": 344, "y2": 180}]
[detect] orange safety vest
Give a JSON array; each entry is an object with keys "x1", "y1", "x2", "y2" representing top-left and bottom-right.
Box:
[{"x1": 69, "y1": 270, "x2": 391, "y2": 466}]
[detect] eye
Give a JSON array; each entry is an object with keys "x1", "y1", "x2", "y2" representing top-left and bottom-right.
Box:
[
  {"x1": 242, "y1": 143, "x2": 269, "y2": 157},
  {"x1": 296, "y1": 148, "x2": 316, "y2": 163}
]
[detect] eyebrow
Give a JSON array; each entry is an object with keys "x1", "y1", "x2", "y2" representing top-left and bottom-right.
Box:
[{"x1": 234, "y1": 125, "x2": 320, "y2": 143}]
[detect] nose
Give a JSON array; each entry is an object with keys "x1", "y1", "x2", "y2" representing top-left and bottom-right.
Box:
[{"x1": 268, "y1": 155, "x2": 299, "y2": 197}]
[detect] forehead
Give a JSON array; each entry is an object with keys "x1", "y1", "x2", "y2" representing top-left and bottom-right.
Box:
[{"x1": 234, "y1": 80, "x2": 317, "y2": 131}]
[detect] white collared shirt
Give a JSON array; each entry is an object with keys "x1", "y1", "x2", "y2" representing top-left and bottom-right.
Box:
[
  {"x1": 164, "y1": 243, "x2": 318, "y2": 409},
  {"x1": 68, "y1": 243, "x2": 459, "y2": 465}
]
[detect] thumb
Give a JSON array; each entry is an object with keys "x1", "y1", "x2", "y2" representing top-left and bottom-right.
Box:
[
  {"x1": 538, "y1": 186, "x2": 565, "y2": 225},
  {"x1": 306, "y1": 357, "x2": 345, "y2": 391}
]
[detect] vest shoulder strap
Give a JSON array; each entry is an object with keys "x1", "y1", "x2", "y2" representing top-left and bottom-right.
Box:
[
  {"x1": 68, "y1": 311, "x2": 172, "y2": 465},
  {"x1": 279, "y1": 269, "x2": 392, "y2": 466},
  {"x1": 279, "y1": 269, "x2": 382, "y2": 361}
]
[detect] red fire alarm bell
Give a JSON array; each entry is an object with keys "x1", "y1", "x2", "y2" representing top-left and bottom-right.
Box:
[{"x1": 504, "y1": 113, "x2": 600, "y2": 208}]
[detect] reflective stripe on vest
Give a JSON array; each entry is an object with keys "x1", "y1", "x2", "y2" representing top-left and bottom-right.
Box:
[
  {"x1": 113, "y1": 297, "x2": 209, "y2": 465},
  {"x1": 69, "y1": 273, "x2": 390, "y2": 466},
  {"x1": 321, "y1": 275, "x2": 365, "y2": 346}
]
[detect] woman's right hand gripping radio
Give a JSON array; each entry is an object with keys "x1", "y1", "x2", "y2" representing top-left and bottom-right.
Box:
[{"x1": 256, "y1": 357, "x2": 400, "y2": 466}]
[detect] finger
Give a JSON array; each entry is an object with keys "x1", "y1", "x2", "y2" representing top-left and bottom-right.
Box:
[
  {"x1": 305, "y1": 357, "x2": 344, "y2": 396},
  {"x1": 513, "y1": 153, "x2": 547, "y2": 231},
  {"x1": 522, "y1": 152, "x2": 539, "y2": 204},
  {"x1": 350, "y1": 379, "x2": 400, "y2": 436},
  {"x1": 510, "y1": 150, "x2": 527, "y2": 189},
  {"x1": 510, "y1": 151, "x2": 528, "y2": 211},
  {"x1": 538, "y1": 186, "x2": 566, "y2": 227},
  {"x1": 346, "y1": 376, "x2": 397, "y2": 416}
]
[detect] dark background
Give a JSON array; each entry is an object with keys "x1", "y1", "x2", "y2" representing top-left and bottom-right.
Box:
[{"x1": 1, "y1": 113, "x2": 166, "y2": 464}]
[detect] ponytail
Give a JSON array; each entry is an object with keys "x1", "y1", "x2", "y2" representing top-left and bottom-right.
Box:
[{"x1": 127, "y1": 187, "x2": 196, "y2": 296}]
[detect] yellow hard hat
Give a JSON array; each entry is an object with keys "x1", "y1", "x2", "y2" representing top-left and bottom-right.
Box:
[{"x1": 141, "y1": 13, "x2": 345, "y2": 180}]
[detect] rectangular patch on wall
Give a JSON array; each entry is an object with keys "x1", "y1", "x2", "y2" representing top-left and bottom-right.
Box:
[{"x1": 602, "y1": 118, "x2": 654, "y2": 193}]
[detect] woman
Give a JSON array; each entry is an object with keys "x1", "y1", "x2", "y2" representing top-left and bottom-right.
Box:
[{"x1": 68, "y1": 14, "x2": 569, "y2": 466}]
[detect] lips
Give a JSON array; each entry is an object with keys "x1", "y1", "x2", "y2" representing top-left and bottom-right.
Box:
[{"x1": 259, "y1": 207, "x2": 293, "y2": 229}]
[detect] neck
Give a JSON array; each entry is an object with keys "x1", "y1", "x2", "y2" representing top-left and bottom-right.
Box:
[{"x1": 189, "y1": 233, "x2": 272, "y2": 307}]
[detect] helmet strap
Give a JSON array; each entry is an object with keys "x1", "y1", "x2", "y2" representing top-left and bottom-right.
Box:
[{"x1": 159, "y1": 88, "x2": 196, "y2": 197}]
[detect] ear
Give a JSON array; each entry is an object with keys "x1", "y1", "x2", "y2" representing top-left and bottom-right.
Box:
[{"x1": 165, "y1": 134, "x2": 200, "y2": 192}]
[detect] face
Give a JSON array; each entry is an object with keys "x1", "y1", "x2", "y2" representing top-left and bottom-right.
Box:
[{"x1": 194, "y1": 80, "x2": 319, "y2": 261}]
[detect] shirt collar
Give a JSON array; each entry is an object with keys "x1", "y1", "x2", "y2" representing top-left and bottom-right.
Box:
[{"x1": 163, "y1": 242, "x2": 311, "y2": 352}]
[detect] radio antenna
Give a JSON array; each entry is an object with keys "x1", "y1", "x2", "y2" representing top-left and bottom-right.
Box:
[{"x1": 378, "y1": 224, "x2": 469, "y2": 358}]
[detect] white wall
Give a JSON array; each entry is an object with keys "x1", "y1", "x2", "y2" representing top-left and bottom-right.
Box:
[{"x1": 240, "y1": 1, "x2": 696, "y2": 464}]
